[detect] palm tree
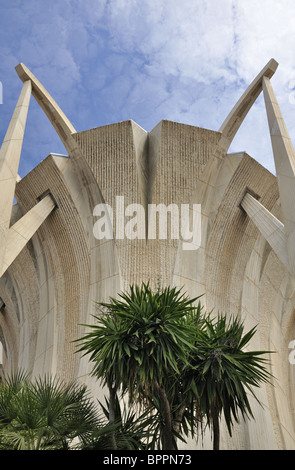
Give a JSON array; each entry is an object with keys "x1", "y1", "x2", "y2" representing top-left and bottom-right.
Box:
[
  {"x1": 190, "y1": 314, "x2": 273, "y2": 450},
  {"x1": 76, "y1": 284, "x2": 273, "y2": 450},
  {"x1": 76, "y1": 283, "x2": 202, "y2": 450},
  {"x1": 0, "y1": 372, "x2": 100, "y2": 450}
]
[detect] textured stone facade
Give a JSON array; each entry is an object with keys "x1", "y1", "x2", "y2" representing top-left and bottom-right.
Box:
[{"x1": 0, "y1": 59, "x2": 294, "y2": 449}]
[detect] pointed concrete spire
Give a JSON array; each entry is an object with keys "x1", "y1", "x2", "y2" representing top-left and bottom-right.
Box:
[
  {"x1": 262, "y1": 76, "x2": 295, "y2": 273},
  {"x1": 0, "y1": 80, "x2": 31, "y2": 229},
  {"x1": 218, "y1": 59, "x2": 278, "y2": 154},
  {"x1": 263, "y1": 76, "x2": 295, "y2": 227},
  {"x1": 241, "y1": 75, "x2": 295, "y2": 275},
  {"x1": 0, "y1": 80, "x2": 32, "y2": 274},
  {"x1": 0, "y1": 80, "x2": 56, "y2": 277}
]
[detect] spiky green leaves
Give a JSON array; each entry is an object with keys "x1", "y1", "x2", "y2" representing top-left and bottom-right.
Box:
[
  {"x1": 0, "y1": 373, "x2": 100, "y2": 450},
  {"x1": 189, "y1": 314, "x2": 273, "y2": 439},
  {"x1": 77, "y1": 283, "x2": 202, "y2": 401},
  {"x1": 76, "y1": 284, "x2": 273, "y2": 450}
]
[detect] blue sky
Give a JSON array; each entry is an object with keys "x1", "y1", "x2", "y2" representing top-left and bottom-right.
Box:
[{"x1": 1, "y1": 0, "x2": 295, "y2": 177}]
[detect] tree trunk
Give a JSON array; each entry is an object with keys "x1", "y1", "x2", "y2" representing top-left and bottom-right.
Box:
[
  {"x1": 212, "y1": 406, "x2": 220, "y2": 451},
  {"x1": 173, "y1": 404, "x2": 186, "y2": 436},
  {"x1": 107, "y1": 378, "x2": 118, "y2": 450},
  {"x1": 155, "y1": 382, "x2": 175, "y2": 450}
]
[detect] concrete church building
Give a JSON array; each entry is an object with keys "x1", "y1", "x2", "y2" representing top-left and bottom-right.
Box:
[{"x1": 0, "y1": 58, "x2": 295, "y2": 450}]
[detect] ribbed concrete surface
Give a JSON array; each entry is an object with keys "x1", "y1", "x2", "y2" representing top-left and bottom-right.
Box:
[{"x1": 0, "y1": 119, "x2": 294, "y2": 449}]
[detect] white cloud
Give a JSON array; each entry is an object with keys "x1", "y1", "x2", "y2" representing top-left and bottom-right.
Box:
[{"x1": 1, "y1": 0, "x2": 295, "y2": 176}]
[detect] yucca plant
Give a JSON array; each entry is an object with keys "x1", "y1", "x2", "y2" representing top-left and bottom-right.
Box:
[
  {"x1": 76, "y1": 284, "x2": 273, "y2": 450},
  {"x1": 190, "y1": 314, "x2": 273, "y2": 450},
  {"x1": 76, "y1": 283, "x2": 202, "y2": 450}
]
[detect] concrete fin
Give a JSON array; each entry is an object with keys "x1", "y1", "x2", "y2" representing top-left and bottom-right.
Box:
[
  {"x1": 241, "y1": 192, "x2": 290, "y2": 272},
  {"x1": 131, "y1": 120, "x2": 162, "y2": 240},
  {"x1": 0, "y1": 194, "x2": 56, "y2": 277}
]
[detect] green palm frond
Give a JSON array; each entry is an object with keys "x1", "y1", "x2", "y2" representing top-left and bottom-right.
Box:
[{"x1": 0, "y1": 374, "x2": 101, "y2": 450}]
